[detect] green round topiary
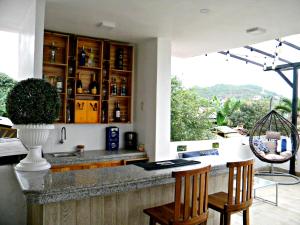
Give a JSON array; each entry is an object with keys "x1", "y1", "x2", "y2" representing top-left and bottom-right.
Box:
[{"x1": 6, "y1": 78, "x2": 60, "y2": 124}]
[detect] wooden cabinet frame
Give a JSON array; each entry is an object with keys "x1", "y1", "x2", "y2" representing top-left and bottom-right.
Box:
[{"x1": 43, "y1": 31, "x2": 134, "y2": 124}]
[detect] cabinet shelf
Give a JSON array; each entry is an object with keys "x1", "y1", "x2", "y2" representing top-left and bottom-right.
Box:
[
  {"x1": 109, "y1": 96, "x2": 131, "y2": 99},
  {"x1": 78, "y1": 65, "x2": 102, "y2": 70},
  {"x1": 43, "y1": 62, "x2": 67, "y2": 67},
  {"x1": 111, "y1": 69, "x2": 132, "y2": 73},
  {"x1": 75, "y1": 93, "x2": 101, "y2": 97}
]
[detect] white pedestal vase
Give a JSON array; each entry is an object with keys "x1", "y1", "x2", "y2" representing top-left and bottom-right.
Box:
[{"x1": 14, "y1": 124, "x2": 54, "y2": 171}]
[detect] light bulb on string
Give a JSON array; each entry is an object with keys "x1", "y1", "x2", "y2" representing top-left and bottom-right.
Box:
[
  {"x1": 263, "y1": 62, "x2": 267, "y2": 70},
  {"x1": 226, "y1": 51, "x2": 230, "y2": 62}
]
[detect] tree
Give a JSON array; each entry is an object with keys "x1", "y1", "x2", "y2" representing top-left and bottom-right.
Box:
[
  {"x1": 229, "y1": 100, "x2": 270, "y2": 130},
  {"x1": 0, "y1": 73, "x2": 16, "y2": 116},
  {"x1": 274, "y1": 97, "x2": 300, "y2": 117},
  {"x1": 211, "y1": 96, "x2": 240, "y2": 126},
  {"x1": 171, "y1": 77, "x2": 214, "y2": 141}
]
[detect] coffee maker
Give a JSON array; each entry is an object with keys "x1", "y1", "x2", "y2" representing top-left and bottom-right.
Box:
[{"x1": 124, "y1": 132, "x2": 137, "y2": 150}]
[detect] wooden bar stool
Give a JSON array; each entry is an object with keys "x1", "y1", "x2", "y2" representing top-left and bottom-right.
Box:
[
  {"x1": 208, "y1": 159, "x2": 254, "y2": 225},
  {"x1": 143, "y1": 165, "x2": 211, "y2": 225}
]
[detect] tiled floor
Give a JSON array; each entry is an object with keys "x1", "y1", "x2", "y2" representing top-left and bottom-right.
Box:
[{"x1": 231, "y1": 176, "x2": 300, "y2": 225}]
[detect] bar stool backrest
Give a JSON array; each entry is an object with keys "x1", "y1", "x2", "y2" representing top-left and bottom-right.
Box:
[
  {"x1": 226, "y1": 159, "x2": 254, "y2": 212},
  {"x1": 172, "y1": 165, "x2": 211, "y2": 225}
]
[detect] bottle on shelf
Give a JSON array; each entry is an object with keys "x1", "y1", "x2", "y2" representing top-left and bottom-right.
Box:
[
  {"x1": 67, "y1": 80, "x2": 73, "y2": 97},
  {"x1": 111, "y1": 77, "x2": 117, "y2": 96},
  {"x1": 101, "y1": 102, "x2": 107, "y2": 123},
  {"x1": 79, "y1": 45, "x2": 86, "y2": 66},
  {"x1": 67, "y1": 104, "x2": 72, "y2": 123},
  {"x1": 50, "y1": 42, "x2": 57, "y2": 63},
  {"x1": 89, "y1": 72, "x2": 98, "y2": 95},
  {"x1": 102, "y1": 82, "x2": 108, "y2": 100},
  {"x1": 76, "y1": 73, "x2": 83, "y2": 94},
  {"x1": 56, "y1": 76, "x2": 63, "y2": 93},
  {"x1": 68, "y1": 56, "x2": 75, "y2": 77},
  {"x1": 103, "y1": 61, "x2": 109, "y2": 80},
  {"x1": 87, "y1": 48, "x2": 94, "y2": 67},
  {"x1": 120, "y1": 78, "x2": 127, "y2": 96},
  {"x1": 114, "y1": 101, "x2": 121, "y2": 122},
  {"x1": 115, "y1": 48, "x2": 123, "y2": 70}
]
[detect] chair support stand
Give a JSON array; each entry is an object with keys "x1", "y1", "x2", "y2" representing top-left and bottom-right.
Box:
[{"x1": 255, "y1": 164, "x2": 300, "y2": 185}]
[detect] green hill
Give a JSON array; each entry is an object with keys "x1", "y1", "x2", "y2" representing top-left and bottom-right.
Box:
[{"x1": 193, "y1": 84, "x2": 281, "y2": 100}]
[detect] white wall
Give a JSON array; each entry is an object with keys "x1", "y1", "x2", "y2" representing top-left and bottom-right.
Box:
[
  {"x1": 33, "y1": 0, "x2": 46, "y2": 78},
  {"x1": 134, "y1": 39, "x2": 157, "y2": 161},
  {"x1": 155, "y1": 38, "x2": 171, "y2": 160},
  {"x1": 18, "y1": 0, "x2": 36, "y2": 80},
  {"x1": 43, "y1": 124, "x2": 133, "y2": 153},
  {"x1": 134, "y1": 38, "x2": 171, "y2": 161}
]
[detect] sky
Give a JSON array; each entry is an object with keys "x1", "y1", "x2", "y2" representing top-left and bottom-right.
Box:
[
  {"x1": 171, "y1": 54, "x2": 293, "y2": 98},
  {"x1": 171, "y1": 34, "x2": 300, "y2": 99}
]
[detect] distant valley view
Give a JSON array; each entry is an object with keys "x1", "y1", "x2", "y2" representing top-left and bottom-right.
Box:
[
  {"x1": 192, "y1": 84, "x2": 281, "y2": 100},
  {"x1": 171, "y1": 77, "x2": 289, "y2": 141}
]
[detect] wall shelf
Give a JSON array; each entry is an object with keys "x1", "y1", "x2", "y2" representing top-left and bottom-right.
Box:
[{"x1": 43, "y1": 31, "x2": 134, "y2": 124}]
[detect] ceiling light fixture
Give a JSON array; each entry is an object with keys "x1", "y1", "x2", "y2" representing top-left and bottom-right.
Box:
[
  {"x1": 96, "y1": 21, "x2": 116, "y2": 30},
  {"x1": 200, "y1": 8, "x2": 210, "y2": 14},
  {"x1": 246, "y1": 27, "x2": 266, "y2": 35}
]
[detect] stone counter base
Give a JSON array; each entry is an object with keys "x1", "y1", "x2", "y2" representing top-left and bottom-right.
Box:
[{"x1": 28, "y1": 173, "x2": 228, "y2": 225}]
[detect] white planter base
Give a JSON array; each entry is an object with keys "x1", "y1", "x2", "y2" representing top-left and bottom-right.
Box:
[
  {"x1": 15, "y1": 146, "x2": 51, "y2": 171},
  {"x1": 14, "y1": 124, "x2": 54, "y2": 171}
]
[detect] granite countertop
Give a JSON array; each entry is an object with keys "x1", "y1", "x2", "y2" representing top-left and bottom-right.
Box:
[
  {"x1": 15, "y1": 156, "x2": 229, "y2": 204},
  {"x1": 44, "y1": 149, "x2": 148, "y2": 166}
]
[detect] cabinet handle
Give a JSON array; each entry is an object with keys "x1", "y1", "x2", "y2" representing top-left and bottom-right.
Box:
[
  {"x1": 90, "y1": 103, "x2": 98, "y2": 111},
  {"x1": 77, "y1": 102, "x2": 85, "y2": 110}
]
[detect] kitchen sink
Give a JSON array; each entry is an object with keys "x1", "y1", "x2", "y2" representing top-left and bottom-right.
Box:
[{"x1": 51, "y1": 152, "x2": 79, "y2": 158}]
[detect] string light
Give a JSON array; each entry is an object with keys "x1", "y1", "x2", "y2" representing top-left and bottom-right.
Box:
[
  {"x1": 263, "y1": 57, "x2": 267, "y2": 70},
  {"x1": 226, "y1": 51, "x2": 230, "y2": 61}
]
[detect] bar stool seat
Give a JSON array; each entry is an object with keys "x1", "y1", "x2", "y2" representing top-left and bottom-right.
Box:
[
  {"x1": 207, "y1": 192, "x2": 228, "y2": 211},
  {"x1": 208, "y1": 159, "x2": 254, "y2": 225},
  {"x1": 143, "y1": 165, "x2": 211, "y2": 225}
]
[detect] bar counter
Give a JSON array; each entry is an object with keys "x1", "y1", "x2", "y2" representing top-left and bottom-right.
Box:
[{"x1": 14, "y1": 152, "x2": 232, "y2": 225}]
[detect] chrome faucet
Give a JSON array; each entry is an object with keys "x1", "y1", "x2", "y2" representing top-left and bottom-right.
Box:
[{"x1": 59, "y1": 127, "x2": 66, "y2": 144}]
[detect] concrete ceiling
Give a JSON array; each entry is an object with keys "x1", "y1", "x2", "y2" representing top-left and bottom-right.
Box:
[
  {"x1": 2, "y1": 0, "x2": 300, "y2": 58},
  {"x1": 44, "y1": 0, "x2": 300, "y2": 57},
  {"x1": 0, "y1": 0, "x2": 33, "y2": 32}
]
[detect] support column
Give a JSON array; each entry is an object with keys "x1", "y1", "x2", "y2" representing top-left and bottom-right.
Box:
[
  {"x1": 134, "y1": 38, "x2": 171, "y2": 161},
  {"x1": 290, "y1": 67, "x2": 298, "y2": 175}
]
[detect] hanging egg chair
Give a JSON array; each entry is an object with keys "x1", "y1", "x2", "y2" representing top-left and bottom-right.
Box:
[{"x1": 249, "y1": 110, "x2": 299, "y2": 164}]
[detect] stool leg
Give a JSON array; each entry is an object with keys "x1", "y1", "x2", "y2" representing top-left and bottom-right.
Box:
[
  {"x1": 150, "y1": 217, "x2": 156, "y2": 225},
  {"x1": 224, "y1": 213, "x2": 231, "y2": 225},
  {"x1": 243, "y1": 209, "x2": 250, "y2": 225},
  {"x1": 220, "y1": 213, "x2": 224, "y2": 225}
]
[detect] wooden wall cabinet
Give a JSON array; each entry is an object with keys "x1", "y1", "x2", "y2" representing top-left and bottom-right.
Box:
[
  {"x1": 43, "y1": 31, "x2": 69, "y2": 123},
  {"x1": 43, "y1": 31, "x2": 134, "y2": 124},
  {"x1": 106, "y1": 42, "x2": 133, "y2": 123}
]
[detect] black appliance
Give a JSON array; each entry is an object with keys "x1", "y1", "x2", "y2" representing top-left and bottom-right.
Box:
[
  {"x1": 106, "y1": 126, "x2": 119, "y2": 151},
  {"x1": 124, "y1": 132, "x2": 137, "y2": 150}
]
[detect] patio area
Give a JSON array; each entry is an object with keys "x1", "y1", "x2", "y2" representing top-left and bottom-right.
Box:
[{"x1": 232, "y1": 176, "x2": 300, "y2": 225}]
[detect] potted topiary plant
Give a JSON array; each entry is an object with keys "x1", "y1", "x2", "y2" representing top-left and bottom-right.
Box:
[{"x1": 6, "y1": 78, "x2": 60, "y2": 171}]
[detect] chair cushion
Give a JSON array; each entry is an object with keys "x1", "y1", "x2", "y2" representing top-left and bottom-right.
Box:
[{"x1": 253, "y1": 138, "x2": 270, "y2": 153}]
